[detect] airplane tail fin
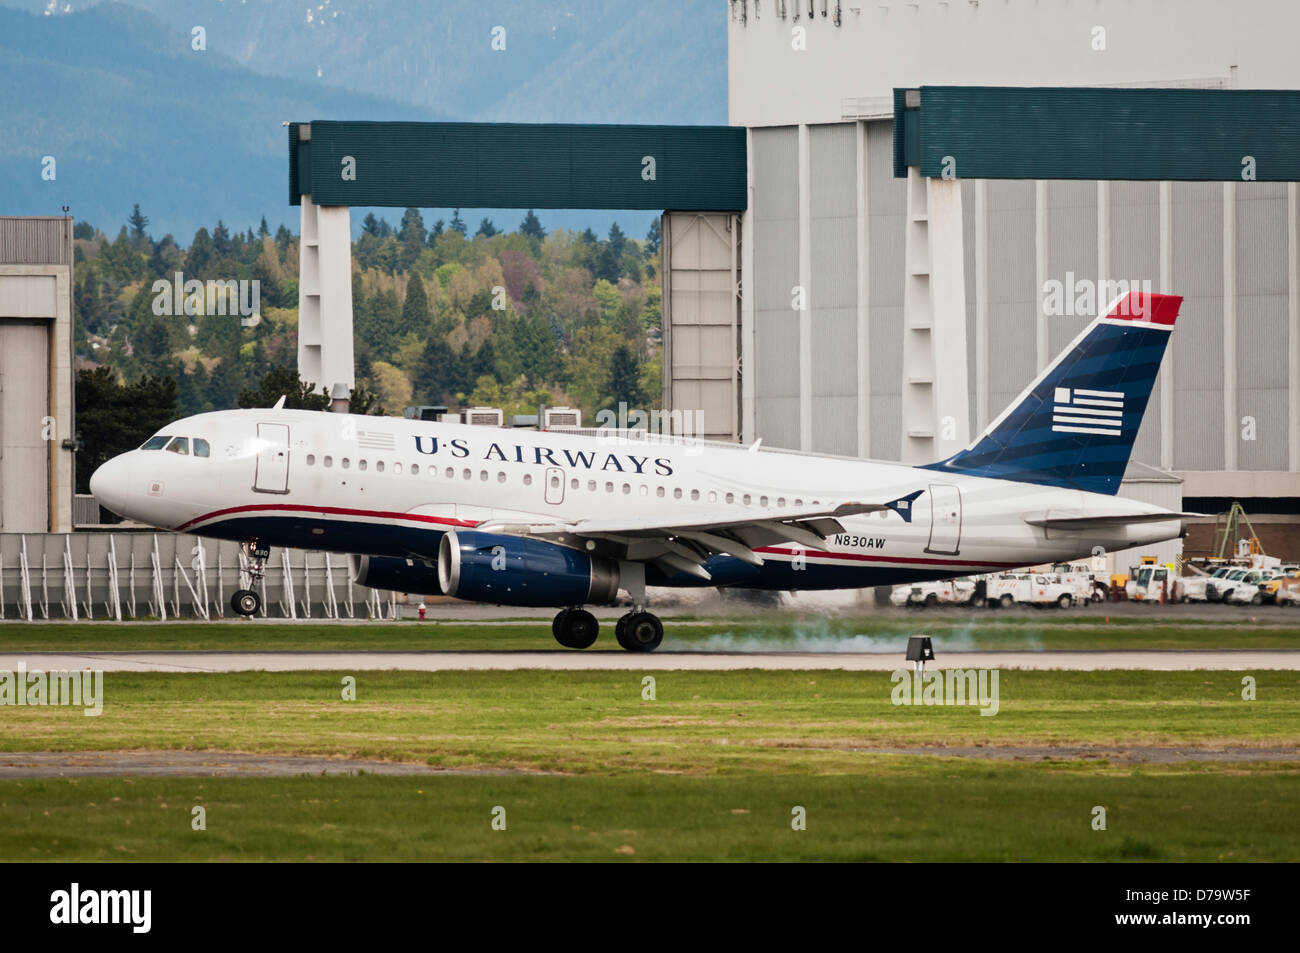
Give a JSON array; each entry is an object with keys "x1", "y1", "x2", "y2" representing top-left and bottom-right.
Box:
[{"x1": 922, "y1": 291, "x2": 1181, "y2": 495}]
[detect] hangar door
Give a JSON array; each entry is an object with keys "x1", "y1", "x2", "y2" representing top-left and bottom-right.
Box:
[
  {"x1": 662, "y1": 212, "x2": 740, "y2": 442},
  {"x1": 0, "y1": 319, "x2": 50, "y2": 532}
]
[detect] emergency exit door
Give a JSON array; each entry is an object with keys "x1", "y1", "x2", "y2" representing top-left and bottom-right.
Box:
[{"x1": 253, "y1": 423, "x2": 290, "y2": 493}]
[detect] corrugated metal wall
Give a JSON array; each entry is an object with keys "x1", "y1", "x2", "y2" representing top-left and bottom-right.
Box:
[
  {"x1": 0, "y1": 218, "x2": 71, "y2": 265},
  {"x1": 1171, "y1": 182, "x2": 1225, "y2": 470},
  {"x1": 296, "y1": 121, "x2": 747, "y2": 211},
  {"x1": 809, "y1": 124, "x2": 858, "y2": 456},
  {"x1": 1045, "y1": 180, "x2": 1097, "y2": 357},
  {"x1": 985, "y1": 181, "x2": 1037, "y2": 416},
  {"x1": 1110, "y1": 180, "x2": 1162, "y2": 466},
  {"x1": 867, "y1": 121, "x2": 905, "y2": 461},
  {"x1": 752, "y1": 127, "x2": 801, "y2": 448},
  {"x1": 1236, "y1": 182, "x2": 1290, "y2": 470}
]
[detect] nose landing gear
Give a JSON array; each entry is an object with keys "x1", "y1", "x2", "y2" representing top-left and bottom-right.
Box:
[{"x1": 231, "y1": 539, "x2": 269, "y2": 617}]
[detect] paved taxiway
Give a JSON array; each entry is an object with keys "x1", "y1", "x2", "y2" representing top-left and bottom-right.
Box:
[{"x1": 3, "y1": 650, "x2": 1298, "y2": 671}]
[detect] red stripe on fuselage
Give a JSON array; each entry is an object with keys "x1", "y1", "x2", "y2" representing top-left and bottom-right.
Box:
[
  {"x1": 175, "y1": 503, "x2": 476, "y2": 532},
  {"x1": 754, "y1": 546, "x2": 1024, "y2": 569}
]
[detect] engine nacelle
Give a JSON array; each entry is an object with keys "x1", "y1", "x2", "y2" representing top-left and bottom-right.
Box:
[
  {"x1": 437, "y1": 530, "x2": 620, "y2": 608},
  {"x1": 348, "y1": 554, "x2": 442, "y2": 595}
]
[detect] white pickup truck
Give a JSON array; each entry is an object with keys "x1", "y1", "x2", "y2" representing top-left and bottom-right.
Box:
[
  {"x1": 987, "y1": 573, "x2": 1079, "y2": 609},
  {"x1": 1206, "y1": 567, "x2": 1275, "y2": 605},
  {"x1": 890, "y1": 578, "x2": 980, "y2": 607}
]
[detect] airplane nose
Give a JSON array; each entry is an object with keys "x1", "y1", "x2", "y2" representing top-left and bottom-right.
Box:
[{"x1": 89, "y1": 454, "x2": 132, "y2": 518}]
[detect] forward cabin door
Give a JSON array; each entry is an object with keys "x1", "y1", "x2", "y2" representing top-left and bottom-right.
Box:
[
  {"x1": 254, "y1": 423, "x2": 290, "y2": 493},
  {"x1": 925, "y1": 483, "x2": 962, "y2": 555}
]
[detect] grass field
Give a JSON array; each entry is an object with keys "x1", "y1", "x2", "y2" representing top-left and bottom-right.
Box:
[
  {"x1": 3, "y1": 615, "x2": 1300, "y2": 652},
  {"x1": 2, "y1": 668, "x2": 1298, "y2": 860}
]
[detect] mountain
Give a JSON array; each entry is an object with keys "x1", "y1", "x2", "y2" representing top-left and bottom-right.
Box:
[{"x1": 0, "y1": 0, "x2": 728, "y2": 241}]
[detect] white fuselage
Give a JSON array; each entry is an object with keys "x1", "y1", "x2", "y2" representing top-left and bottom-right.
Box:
[{"x1": 90, "y1": 408, "x2": 1184, "y2": 591}]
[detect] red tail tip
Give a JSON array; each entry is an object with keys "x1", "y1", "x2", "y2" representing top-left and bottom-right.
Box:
[{"x1": 1104, "y1": 291, "x2": 1182, "y2": 326}]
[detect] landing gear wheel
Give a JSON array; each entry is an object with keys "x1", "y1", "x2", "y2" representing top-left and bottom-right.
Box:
[
  {"x1": 231, "y1": 588, "x2": 260, "y2": 617},
  {"x1": 552, "y1": 608, "x2": 598, "y2": 649},
  {"x1": 618, "y1": 611, "x2": 663, "y2": 652}
]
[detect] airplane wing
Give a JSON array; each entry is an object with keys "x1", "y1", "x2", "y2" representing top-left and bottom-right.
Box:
[{"x1": 473, "y1": 501, "x2": 890, "y2": 581}]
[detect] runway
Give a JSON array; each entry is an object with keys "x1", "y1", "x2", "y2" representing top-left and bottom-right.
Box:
[{"x1": 3, "y1": 649, "x2": 1298, "y2": 672}]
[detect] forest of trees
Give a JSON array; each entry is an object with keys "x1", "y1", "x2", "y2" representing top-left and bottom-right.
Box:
[{"x1": 71, "y1": 204, "x2": 665, "y2": 434}]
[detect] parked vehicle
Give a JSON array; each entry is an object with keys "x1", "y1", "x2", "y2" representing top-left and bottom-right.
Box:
[
  {"x1": 1221, "y1": 569, "x2": 1280, "y2": 605},
  {"x1": 988, "y1": 573, "x2": 1079, "y2": 609},
  {"x1": 1206, "y1": 567, "x2": 1268, "y2": 603},
  {"x1": 1127, "y1": 564, "x2": 1185, "y2": 602},
  {"x1": 1181, "y1": 566, "x2": 1234, "y2": 602},
  {"x1": 890, "y1": 578, "x2": 980, "y2": 607}
]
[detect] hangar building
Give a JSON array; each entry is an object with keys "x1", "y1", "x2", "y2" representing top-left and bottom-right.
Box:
[{"x1": 721, "y1": 0, "x2": 1300, "y2": 560}]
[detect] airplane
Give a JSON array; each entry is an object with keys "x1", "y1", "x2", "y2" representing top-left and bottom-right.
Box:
[{"x1": 90, "y1": 291, "x2": 1190, "y2": 652}]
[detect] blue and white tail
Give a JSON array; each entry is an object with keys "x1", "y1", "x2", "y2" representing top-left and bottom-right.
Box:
[{"x1": 923, "y1": 291, "x2": 1182, "y2": 495}]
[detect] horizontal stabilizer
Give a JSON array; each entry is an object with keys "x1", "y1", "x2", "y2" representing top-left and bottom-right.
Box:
[{"x1": 1025, "y1": 512, "x2": 1201, "y2": 531}]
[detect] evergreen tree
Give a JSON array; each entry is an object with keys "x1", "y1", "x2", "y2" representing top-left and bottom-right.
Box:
[
  {"x1": 238, "y1": 365, "x2": 331, "y2": 410},
  {"x1": 187, "y1": 227, "x2": 214, "y2": 275},
  {"x1": 606, "y1": 344, "x2": 645, "y2": 408},
  {"x1": 476, "y1": 217, "x2": 499, "y2": 238},
  {"x1": 274, "y1": 224, "x2": 293, "y2": 256},
  {"x1": 450, "y1": 209, "x2": 467, "y2": 236},
  {"x1": 259, "y1": 216, "x2": 270, "y2": 237},
  {"x1": 127, "y1": 204, "x2": 150, "y2": 250},
  {"x1": 427, "y1": 219, "x2": 445, "y2": 246},
  {"x1": 471, "y1": 337, "x2": 497, "y2": 381},
  {"x1": 519, "y1": 209, "x2": 546, "y2": 241},
  {"x1": 73, "y1": 367, "x2": 178, "y2": 493},
  {"x1": 402, "y1": 272, "x2": 429, "y2": 335},
  {"x1": 362, "y1": 212, "x2": 382, "y2": 237},
  {"x1": 645, "y1": 217, "x2": 661, "y2": 257},
  {"x1": 212, "y1": 220, "x2": 233, "y2": 259},
  {"x1": 398, "y1": 207, "x2": 427, "y2": 269}
]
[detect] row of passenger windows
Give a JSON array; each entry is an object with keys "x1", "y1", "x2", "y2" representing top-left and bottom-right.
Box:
[
  {"x1": 301, "y1": 453, "x2": 811, "y2": 507},
  {"x1": 140, "y1": 435, "x2": 211, "y2": 457}
]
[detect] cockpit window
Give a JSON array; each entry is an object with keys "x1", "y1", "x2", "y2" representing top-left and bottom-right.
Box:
[
  {"x1": 193, "y1": 438, "x2": 210, "y2": 458},
  {"x1": 166, "y1": 437, "x2": 189, "y2": 455},
  {"x1": 141, "y1": 435, "x2": 169, "y2": 450}
]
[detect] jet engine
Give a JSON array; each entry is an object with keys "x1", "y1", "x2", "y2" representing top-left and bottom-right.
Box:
[
  {"x1": 348, "y1": 554, "x2": 442, "y2": 595},
  {"x1": 437, "y1": 529, "x2": 620, "y2": 607}
]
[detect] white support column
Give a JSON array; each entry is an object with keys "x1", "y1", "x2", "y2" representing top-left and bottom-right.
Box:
[
  {"x1": 297, "y1": 193, "x2": 356, "y2": 397},
  {"x1": 797, "y1": 124, "x2": 813, "y2": 453},
  {"x1": 855, "y1": 120, "x2": 870, "y2": 458},
  {"x1": 741, "y1": 128, "x2": 756, "y2": 444},
  {"x1": 1224, "y1": 181, "x2": 1238, "y2": 471},
  {"x1": 1289, "y1": 183, "x2": 1299, "y2": 472},
  {"x1": 901, "y1": 168, "x2": 969, "y2": 463},
  {"x1": 1159, "y1": 181, "x2": 1175, "y2": 471}
]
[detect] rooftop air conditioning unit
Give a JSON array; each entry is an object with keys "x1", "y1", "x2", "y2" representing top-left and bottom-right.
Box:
[
  {"x1": 543, "y1": 406, "x2": 582, "y2": 429},
  {"x1": 465, "y1": 406, "x2": 505, "y2": 427}
]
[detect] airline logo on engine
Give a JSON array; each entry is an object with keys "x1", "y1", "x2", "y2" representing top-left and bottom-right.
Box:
[
  {"x1": 412, "y1": 435, "x2": 674, "y2": 476},
  {"x1": 1051, "y1": 387, "x2": 1123, "y2": 436}
]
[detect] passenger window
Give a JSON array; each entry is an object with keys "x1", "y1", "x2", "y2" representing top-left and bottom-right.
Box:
[
  {"x1": 480, "y1": 470, "x2": 489, "y2": 482},
  {"x1": 656, "y1": 486, "x2": 665, "y2": 498},
  {"x1": 306, "y1": 454, "x2": 316, "y2": 466},
  {"x1": 795, "y1": 498, "x2": 803, "y2": 506},
  {"x1": 141, "y1": 435, "x2": 169, "y2": 450},
  {"x1": 570, "y1": 478, "x2": 578, "y2": 489},
  {"x1": 760, "y1": 496, "x2": 769, "y2": 506},
  {"x1": 376, "y1": 461, "x2": 385, "y2": 473},
  {"x1": 342, "y1": 458, "x2": 350, "y2": 469},
  {"x1": 707, "y1": 490, "x2": 717, "y2": 503},
  {"x1": 411, "y1": 464, "x2": 419, "y2": 475},
  {"x1": 463, "y1": 469, "x2": 472, "y2": 480},
  {"x1": 393, "y1": 462, "x2": 403, "y2": 474},
  {"x1": 673, "y1": 488, "x2": 682, "y2": 499},
  {"x1": 193, "y1": 438, "x2": 210, "y2": 458},
  {"x1": 166, "y1": 437, "x2": 189, "y2": 455},
  {"x1": 622, "y1": 484, "x2": 631, "y2": 494},
  {"x1": 605, "y1": 482, "x2": 614, "y2": 493},
  {"x1": 502, "y1": 473, "x2": 510, "y2": 484},
  {"x1": 639, "y1": 485, "x2": 648, "y2": 496},
  {"x1": 690, "y1": 489, "x2": 700, "y2": 501},
  {"x1": 725, "y1": 492, "x2": 734, "y2": 504},
  {"x1": 523, "y1": 473, "x2": 532, "y2": 486},
  {"x1": 743, "y1": 494, "x2": 751, "y2": 505},
  {"x1": 359, "y1": 460, "x2": 368, "y2": 471},
  {"x1": 588, "y1": 480, "x2": 597, "y2": 492},
  {"x1": 777, "y1": 497, "x2": 786, "y2": 507},
  {"x1": 445, "y1": 467, "x2": 454, "y2": 479},
  {"x1": 323, "y1": 456, "x2": 333, "y2": 468}
]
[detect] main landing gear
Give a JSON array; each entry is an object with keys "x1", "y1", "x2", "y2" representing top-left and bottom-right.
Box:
[
  {"x1": 551, "y1": 606, "x2": 664, "y2": 652},
  {"x1": 231, "y1": 539, "x2": 268, "y2": 617}
]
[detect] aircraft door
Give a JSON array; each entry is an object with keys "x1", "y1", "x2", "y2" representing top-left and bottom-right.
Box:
[
  {"x1": 925, "y1": 483, "x2": 962, "y2": 555},
  {"x1": 544, "y1": 467, "x2": 565, "y2": 505},
  {"x1": 254, "y1": 423, "x2": 290, "y2": 494}
]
